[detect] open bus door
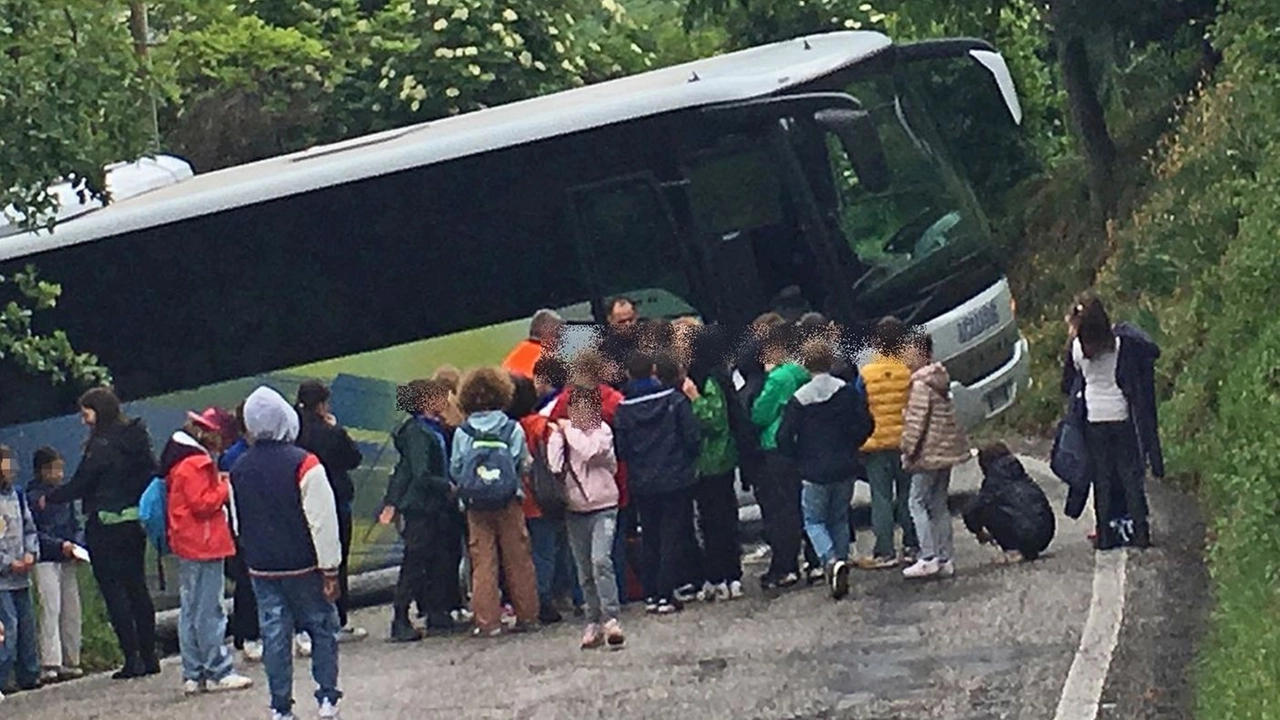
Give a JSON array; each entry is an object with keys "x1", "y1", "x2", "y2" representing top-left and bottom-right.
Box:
[{"x1": 686, "y1": 92, "x2": 893, "y2": 327}]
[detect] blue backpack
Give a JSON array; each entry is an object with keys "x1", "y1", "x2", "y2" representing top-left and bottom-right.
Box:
[
  {"x1": 455, "y1": 420, "x2": 520, "y2": 511},
  {"x1": 138, "y1": 476, "x2": 170, "y2": 555}
]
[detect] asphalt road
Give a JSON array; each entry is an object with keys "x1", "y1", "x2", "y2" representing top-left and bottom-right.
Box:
[{"x1": 4, "y1": 456, "x2": 1204, "y2": 720}]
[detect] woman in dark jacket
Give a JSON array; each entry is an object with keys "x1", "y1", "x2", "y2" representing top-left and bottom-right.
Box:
[
  {"x1": 1062, "y1": 295, "x2": 1164, "y2": 550},
  {"x1": 46, "y1": 388, "x2": 158, "y2": 679},
  {"x1": 295, "y1": 380, "x2": 365, "y2": 640}
]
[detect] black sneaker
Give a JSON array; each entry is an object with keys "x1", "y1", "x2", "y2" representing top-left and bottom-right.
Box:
[
  {"x1": 759, "y1": 571, "x2": 801, "y2": 591},
  {"x1": 390, "y1": 619, "x2": 424, "y2": 643},
  {"x1": 830, "y1": 561, "x2": 851, "y2": 600},
  {"x1": 538, "y1": 604, "x2": 563, "y2": 625},
  {"x1": 644, "y1": 597, "x2": 659, "y2": 614},
  {"x1": 656, "y1": 598, "x2": 683, "y2": 615}
]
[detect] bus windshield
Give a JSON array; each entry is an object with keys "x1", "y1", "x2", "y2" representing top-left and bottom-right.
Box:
[{"x1": 814, "y1": 71, "x2": 1000, "y2": 319}]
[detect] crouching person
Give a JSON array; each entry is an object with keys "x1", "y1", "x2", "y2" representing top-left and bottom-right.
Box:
[
  {"x1": 964, "y1": 443, "x2": 1055, "y2": 563},
  {"x1": 232, "y1": 387, "x2": 343, "y2": 720},
  {"x1": 776, "y1": 341, "x2": 875, "y2": 600},
  {"x1": 162, "y1": 408, "x2": 253, "y2": 695}
]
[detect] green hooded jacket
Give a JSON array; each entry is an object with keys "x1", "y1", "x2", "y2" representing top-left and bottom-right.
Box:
[
  {"x1": 751, "y1": 363, "x2": 810, "y2": 451},
  {"x1": 693, "y1": 376, "x2": 739, "y2": 477}
]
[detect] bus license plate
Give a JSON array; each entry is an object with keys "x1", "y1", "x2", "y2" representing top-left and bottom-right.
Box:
[{"x1": 986, "y1": 381, "x2": 1012, "y2": 412}]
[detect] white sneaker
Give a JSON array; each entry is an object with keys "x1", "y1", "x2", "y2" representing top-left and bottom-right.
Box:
[
  {"x1": 294, "y1": 634, "x2": 313, "y2": 658},
  {"x1": 673, "y1": 584, "x2": 700, "y2": 603},
  {"x1": 271, "y1": 712, "x2": 296, "y2": 720},
  {"x1": 936, "y1": 560, "x2": 956, "y2": 578},
  {"x1": 703, "y1": 585, "x2": 716, "y2": 602},
  {"x1": 318, "y1": 699, "x2": 340, "y2": 718},
  {"x1": 337, "y1": 626, "x2": 368, "y2": 644},
  {"x1": 744, "y1": 545, "x2": 771, "y2": 563},
  {"x1": 728, "y1": 580, "x2": 746, "y2": 599},
  {"x1": 451, "y1": 608, "x2": 474, "y2": 624},
  {"x1": 713, "y1": 582, "x2": 731, "y2": 602},
  {"x1": 207, "y1": 673, "x2": 254, "y2": 692},
  {"x1": 902, "y1": 558, "x2": 940, "y2": 579},
  {"x1": 242, "y1": 640, "x2": 264, "y2": 662},
  {"x1": 182, "y1": 679, "x2": 204, "y2": 695}
]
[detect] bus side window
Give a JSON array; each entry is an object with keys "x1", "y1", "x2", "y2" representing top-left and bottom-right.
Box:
[{"x1": 568, "y1": 174, "x2": 701, "y2": 321}]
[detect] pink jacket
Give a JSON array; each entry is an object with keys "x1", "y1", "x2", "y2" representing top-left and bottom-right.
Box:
[{"x1": 547, "y1": 423, "x2": 620, "y2": 513}]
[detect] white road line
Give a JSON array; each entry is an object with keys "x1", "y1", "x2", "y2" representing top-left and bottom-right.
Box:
[{"x1": 1038, "y1": 452, "x2": 1128, "y2": 720}]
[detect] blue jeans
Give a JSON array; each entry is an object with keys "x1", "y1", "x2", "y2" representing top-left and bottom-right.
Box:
[
  {"x1": 526, "y1": 516, "x2": 582, "y2": 607},
  {"x1": 801, "y1": 480, "x2": 854, "y2": 566},
  {"x1": 178, "y1": 559, "x2": 234, "y2": 683},
  {"x1": 252, "y1": 574, "x2": 342, "y2": 714},
  {"x1": 0, "y1": 588, "x2": 39, "y2": 689}
]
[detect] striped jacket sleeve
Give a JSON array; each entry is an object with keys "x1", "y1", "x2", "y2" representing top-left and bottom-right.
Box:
[{"x1": 298, "y1": 453, "x2": 342, "y2": 572}]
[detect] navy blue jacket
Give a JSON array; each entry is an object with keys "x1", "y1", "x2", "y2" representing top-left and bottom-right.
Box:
[
  {"x1": 1061, "y1": 322, "x2": 1164, "y2": 479},
  {"x1": 26, "y1": 481, "x2": 84, "y2": 563},
  {"x1": 614, "y1": 379, "x2": 701, "y2": 497},
  {"x1": 231, "y1": 441, "x2": 318, "y2": 576},
  {"x1": 776, "y1": 374, "x2": 875, "y2": 484}
]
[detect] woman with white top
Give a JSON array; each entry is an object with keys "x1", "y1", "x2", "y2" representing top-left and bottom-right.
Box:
[{"x1": 1063, "y1": 295, "x2": 1164, "y2": 550}]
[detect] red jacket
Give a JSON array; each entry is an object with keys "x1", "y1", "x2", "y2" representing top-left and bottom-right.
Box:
[
  {"x1": 549, "y1": 384, "x2": 629, "y2": 508},
  {"x1": 163, "y1": 433, "x2": 236, "y2": 561},
  {"x1": 520, "y1": 414, "x2": 550, "y2": 519}
]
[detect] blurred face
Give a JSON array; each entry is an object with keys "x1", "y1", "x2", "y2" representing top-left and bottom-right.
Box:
[
  {"x1": 0, "y1": 458, "x2": 14, "y2": 486},
  {"x1": 568, "y1": 397, "x2": 601, "y2": 429},
  {"x1": 40, "y1": 459, "x2": 65, "y2": 487},
  {"x1": 905, "y1": 344, "x2": 931, "y2": 371},
  {"x1": 80, "y1": 407, "x2": 97, "y2": 427}
]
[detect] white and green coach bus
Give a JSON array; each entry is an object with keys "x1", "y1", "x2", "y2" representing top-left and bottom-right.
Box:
[{"x1": 0, "y1": 31, "x2": 1030, "y2": 589}]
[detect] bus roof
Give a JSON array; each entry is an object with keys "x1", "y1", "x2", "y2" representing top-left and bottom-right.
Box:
[{"x1": 0, "y1": 31, "x2": 891, "y2": 262}]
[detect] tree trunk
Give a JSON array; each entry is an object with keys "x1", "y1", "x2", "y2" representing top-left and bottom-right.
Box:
[
  {"x1": 1058, "y1": 34, "x2": 1117, "y2": 220},
  {"x1": 128, "y1": 3, "x2": 160, "y2": 152}
]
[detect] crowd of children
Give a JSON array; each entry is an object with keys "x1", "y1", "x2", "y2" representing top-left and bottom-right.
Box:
[{"x1": 0, "y1": 301, "x2": 1075, "y2": 719}]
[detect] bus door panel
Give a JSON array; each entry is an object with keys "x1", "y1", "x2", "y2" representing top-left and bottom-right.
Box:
[{"x1": 566, "y1": 173, "x2": 705, "y2": 324}]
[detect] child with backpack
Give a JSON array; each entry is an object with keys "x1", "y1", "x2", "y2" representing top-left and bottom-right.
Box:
[
  {"x1": 160, "y1": 408, "x2": 254, "y2": 694},
  {"x1": 0, "y1": 446, "x2": 39, "y2": 694},
  {"x1": 450, "y1": 367, "x2": 540, "y2": 637},
  {"x1": 547, "y1": 385, "x2": 625, "y2": 649},
  {"x1": 615, "y1": 351, "x2": 701, "y2": 615},
  {"x1": 26, "y1": 447, "x2": 85, "y2": 683},
  {"x1": 381, "y1": 379, "x2": 467, "y2": 642},
  {"x1": 900, "y1": 332, "x2": 973, "y2": 579}
]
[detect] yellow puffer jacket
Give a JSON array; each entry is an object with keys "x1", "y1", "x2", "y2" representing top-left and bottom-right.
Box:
[{"x1": 859, "y1": 354, "x2": 912, "y2": 451}]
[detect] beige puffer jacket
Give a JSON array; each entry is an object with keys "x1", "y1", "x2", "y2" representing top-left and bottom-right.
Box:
[{"x1": 900, "y1": 362, "x2": 972, "y2": 472}]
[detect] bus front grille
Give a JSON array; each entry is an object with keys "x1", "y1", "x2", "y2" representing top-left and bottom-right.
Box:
[{"x1": 944, "y1": 322, "x2": 1021, "y2": 387}]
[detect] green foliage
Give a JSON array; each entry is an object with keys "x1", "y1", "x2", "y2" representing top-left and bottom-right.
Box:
[
  {"x1": 0, "y1": 266, "x2": 111, "y2": 386},
  {"x1": 0, "y1": 1, "x2": 153, "y2": 226}
]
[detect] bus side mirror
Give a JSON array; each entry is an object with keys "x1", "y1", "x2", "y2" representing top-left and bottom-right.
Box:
[{"x1": 814, "y1": 108, "x2": 891, "y2": 194}]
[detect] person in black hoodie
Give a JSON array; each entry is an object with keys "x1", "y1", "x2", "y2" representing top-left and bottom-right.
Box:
[
  {"x1": 295, "y1": 381, "x2": 366, "y2": 643},
  {"x1": 614, "y1": 350, "x2": 700, "y2": 614},
  {"x1": 44, "y1": 388, "x2": 158, "y2": 680},
  {"x1": 964, "y1": 443, "x2": 1055, "y2": 562},
  {"x1": 776, "y1": 340, "x2": 874, "y2": 600}
]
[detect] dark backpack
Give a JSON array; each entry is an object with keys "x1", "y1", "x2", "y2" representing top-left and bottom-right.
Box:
[
  {"x1": 1052, "y1": 385, "x2": 1091, "y2": 518},
  {"x1": 455, "y1": 420, "x2": 521, "y2": 511},
  {"x1": 528, "y1": 437, "x2": 568, "y2": 517}
]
